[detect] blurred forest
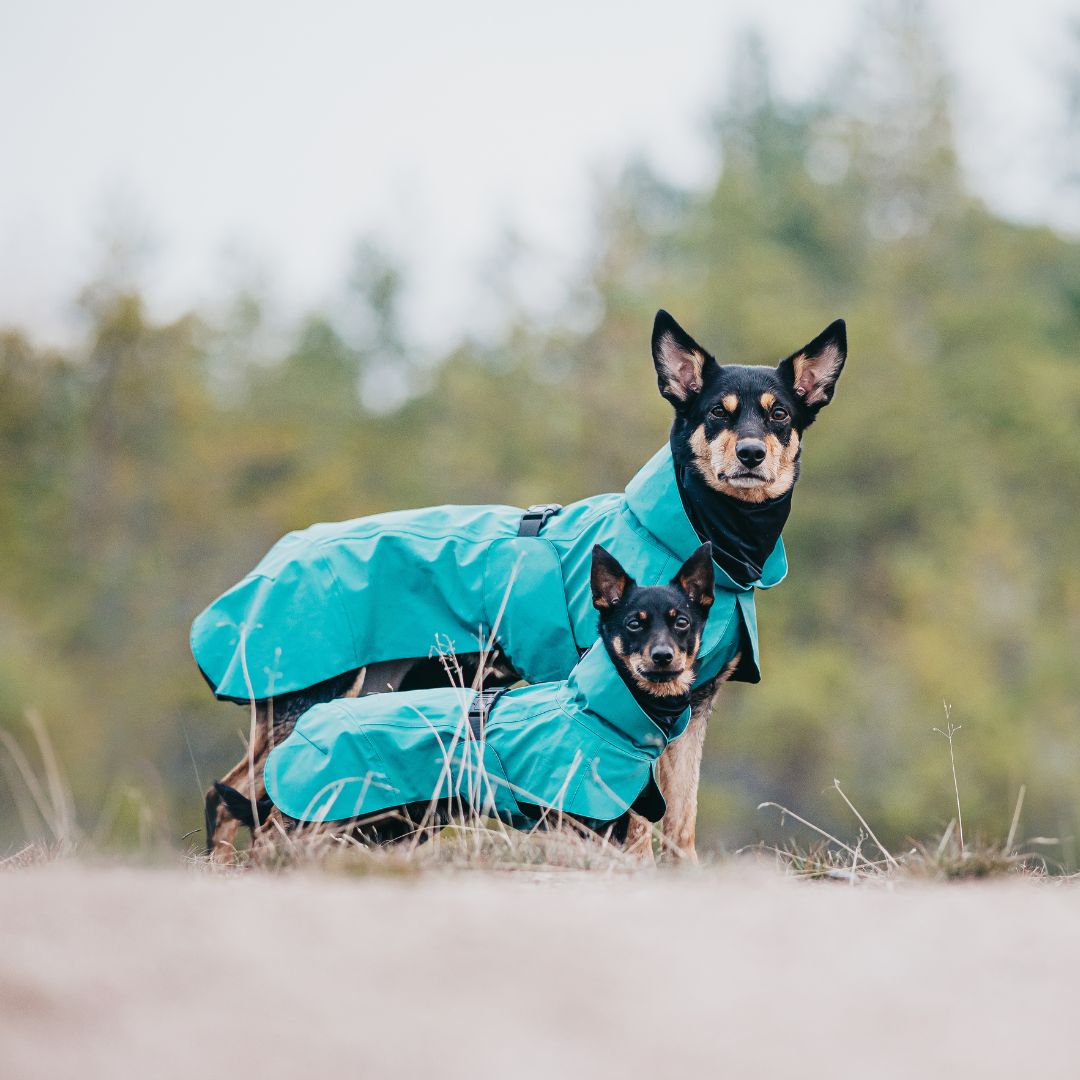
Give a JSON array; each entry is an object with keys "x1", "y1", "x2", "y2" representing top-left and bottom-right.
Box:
[{"x1": 1, "y1": 6, "x2": 1078, "y2": 862}]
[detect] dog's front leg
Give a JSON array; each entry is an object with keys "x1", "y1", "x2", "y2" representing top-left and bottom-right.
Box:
[
  {"x1": 655, "y1": 658, "x2": 737, "y2": 861},
  {"x1": 622, "y1": 813, "x2": 656, "y2": 864},
  {"x1": 654, "y1": 693, "x2": 713, "y2": 862},
  {"x1": 204, "y1": 702, "x2": 272, "y2": 861}
]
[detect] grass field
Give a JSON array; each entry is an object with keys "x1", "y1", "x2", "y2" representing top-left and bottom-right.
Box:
[{"x1": 1, "y1": 858, "x2": 1077, "y2": 1079}]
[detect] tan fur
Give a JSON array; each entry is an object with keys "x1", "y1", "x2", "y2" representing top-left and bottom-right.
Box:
[
  {"x1": 689, "y1": 424, "x2": 724, "y2": 485},
  {"x1": 344, "y1": 669, "x2": 368, "y2": 698},
  {"x1": 690, "y1": 421, "x2": 799, "y2": 504},
  {"x1": 622, "y1": 654, "x2": 740, "y2": 863},
  {"x1": 721, "y1": 393, "x2": 739, "y2": 413},
  {"x1": 654, "y1": 653, "x2": 740, "y2": 860},
  {"x1": 793, "y1": 346, "x2": 843, "y2": 405},
  {"x1": 625, "y1": 655, "x2": 696, "y2": 698},
  {"x1": 611, "y1": 631, "x2": 697, "y2": 698},
  {"x1": 634, "y1": 622, "x2": 701, "y2": 697},
  {"x1": 621, "y1": 812, "x2": 656, "y2": 862},
  {"x1": 759, "y1": 391, "x2": 776, "y2": 410},
  {"x1": 249, "y1": 804, "x2": 288, "y2": 859},
  {"x1": 763, "y1": 429, "x2": 800, "y2": 500},
  {"x1": 205, "y1": 702, "x2": 272, "y2": 861}
]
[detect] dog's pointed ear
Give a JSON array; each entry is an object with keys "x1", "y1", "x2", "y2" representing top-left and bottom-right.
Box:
[
  {"x1": 652, "y1": 310, "x2": 713, "y2": 409},
  {"x1": 777, "y1": 320, "x2": 847, "y2": 411},
  {"x1": 672, "y1": 543, "x2": 714, "y2": 609},
  {"x1": 591, "y1": 545, "x2": 633, "y2": 610}
]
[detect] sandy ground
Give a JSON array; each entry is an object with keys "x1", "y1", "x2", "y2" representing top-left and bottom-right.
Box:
[{"x1": 0, "y1": 862, "x2": 1077, "y2": 1080}]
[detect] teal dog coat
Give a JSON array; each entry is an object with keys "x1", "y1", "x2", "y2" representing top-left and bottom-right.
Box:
[
  {"x1": 264, "y1": 642, "x2": 689, "y2": 827},
  {"x1": 191, "y1": 446, "x2": 787, "y2": 701}
]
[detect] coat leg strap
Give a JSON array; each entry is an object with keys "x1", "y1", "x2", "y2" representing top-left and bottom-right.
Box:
[{"x1": 467, "y1": 687, "x2": 509, "y2": 740}]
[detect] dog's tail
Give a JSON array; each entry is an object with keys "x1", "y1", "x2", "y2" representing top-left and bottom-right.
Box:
[{"x1": 208, "y1": 780, "x2": 273, "y2": 836}]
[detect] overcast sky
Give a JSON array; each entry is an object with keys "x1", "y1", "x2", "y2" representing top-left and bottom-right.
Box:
[{"x1": 1, "y1": 1, "x2": 1077, "y2": 351}]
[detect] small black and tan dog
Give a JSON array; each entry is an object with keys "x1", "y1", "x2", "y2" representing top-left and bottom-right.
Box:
[
  {"x1": 591, "y1": 543, "x2": 711, "y2": 705},
  {"x1": 214, "y1": 543, "x2": 714, "y2": 852}
]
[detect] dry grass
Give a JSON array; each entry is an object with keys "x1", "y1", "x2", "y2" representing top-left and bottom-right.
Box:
[
  {"x1": 242, "y1": 817, "x2": 646, "y2": 877},
  {"x1": 0, "y1": 666, "x2": 664, "y2": 877},
  {"x1": 766, "y1": 827, "x2": 1049, "y2": 883},
  {"x1": 755, "y1": 729, "x2": 1058, "y2": 882},
  {"x1": 0, "y1": 709, "x2": 78, "y2": 853},
  {"x1": 0, "y1": 683, "x2": 1066, "y2": 883},
  {"x1": 0, "y1": 841, "x2": 66, "y2": 871}
]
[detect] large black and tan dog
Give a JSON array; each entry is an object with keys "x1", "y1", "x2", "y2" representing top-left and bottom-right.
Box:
[{"x1": 204, "y1": 311, "x2": 847, "y2": 859}]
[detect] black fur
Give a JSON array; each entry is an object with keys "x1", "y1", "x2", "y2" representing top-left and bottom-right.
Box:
[
  {"x1": 213, "y1": 781, "x2": 273, "y2": 830},
  {"x1": 653, "y1": 310, "x2": 847, "y2": 470},
  {"x1": 591, "y1": 544, "x2": 713, "y2": 719}
]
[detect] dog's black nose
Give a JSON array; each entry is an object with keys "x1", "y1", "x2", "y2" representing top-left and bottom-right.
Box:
[
  {"x1": 651, "y1": 647, "x2": 674, "y2": 667},
  {"x1": 735, "y1": 439, "x2": 767, "y2": 468}
]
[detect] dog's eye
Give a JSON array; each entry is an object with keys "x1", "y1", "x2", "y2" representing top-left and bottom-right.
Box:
[
  {"x1": 673, "y1": 615, "x2": 690, "y2": 631},
  {"x1": 709, "y1": 405, "x2": 727, "y2": 419},
  {"x1": 770, "y1": 406, "x2": 789, "y2": 422},
  {"x1": 625, "y1": 618, "x2": 643, "y2": 632}
]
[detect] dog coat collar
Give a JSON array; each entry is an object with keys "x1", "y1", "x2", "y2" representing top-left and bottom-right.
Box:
[
  {"x1": 555, "y1": 639, "x2": 690, "y2": 753},
  {"x1": 624, "y1": 446, "x2": 788, "y2": 594},
  {"x1": 675, "y1": 458, "x2": 793, "y2": 586}
]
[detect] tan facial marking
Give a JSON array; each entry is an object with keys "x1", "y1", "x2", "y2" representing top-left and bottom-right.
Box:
[
  {"x1": 722, "y1": 393, "x2": 738, "y2": 413},
  {"x1": 689, "y1": 424, "x2": 737, "y2": 492},
  {"x1": 764, "y1": 428, "x2": 800, "y2": 500},
  {"x1": 645, "y1": 645, "x2": 690, "y2": 667},
  {"x1": 688, "y1": 424, "x2": 713, "y2": 480},
  {"x1": 623, "y1": 631, "x2": 704, "y2": 699},
  {"x1": 759, "y1": 391, "x2": 776, "y2": 410},
  {"x1": 693, "y1": 414, "x2": 801, "y2": 504},
  {"x1": 627, "y1": 655, "x2": 697, "y2": 698}
]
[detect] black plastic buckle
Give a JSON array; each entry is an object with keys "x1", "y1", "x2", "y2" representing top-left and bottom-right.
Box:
[
  {"x1": 517, "y1": 503, "x2": 562, "y2": 537},
  {"x1": 467, "y1": 688, "x2": 508, "y2": 740}
]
